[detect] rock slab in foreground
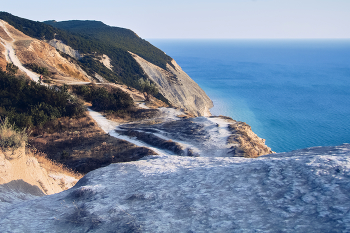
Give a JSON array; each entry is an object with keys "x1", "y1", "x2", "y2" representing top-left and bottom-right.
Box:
[{"x1": 1, "y1": 144, "x2": 350, "y2": 232}]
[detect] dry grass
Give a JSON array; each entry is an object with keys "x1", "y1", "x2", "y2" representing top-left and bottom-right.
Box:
[
  {"x1": 104, "y1": 108, "x2": 160, "y2": 123},
  {"x1": 30, "y1": 114, "x2": 155, "y2": 174},
  {"x1": 0, "y1": 25, "x2": 12, "y2": 41},
  {"x1": 27, "y1": 147, "x2": 83, "y2": 180},
  {"x1": 0, "y1": 117, "x2": 28, "y2": 149}
]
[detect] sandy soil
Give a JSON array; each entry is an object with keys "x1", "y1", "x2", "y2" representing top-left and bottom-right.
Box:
[{"x1": 0, "y1": 145, "x2": 79, "y2": 195}]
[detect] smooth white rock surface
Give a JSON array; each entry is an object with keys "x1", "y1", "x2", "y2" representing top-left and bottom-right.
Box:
[{"x1": 1, "y1": 144, "x2": 350, "y2": 232}]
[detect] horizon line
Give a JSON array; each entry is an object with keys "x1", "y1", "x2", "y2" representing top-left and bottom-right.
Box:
[{"x1": 146, "y1": 38, "x2": 350, "y2": 40}]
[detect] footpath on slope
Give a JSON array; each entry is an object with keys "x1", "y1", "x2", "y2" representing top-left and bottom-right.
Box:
[
  {"x1": 87, "y1": 109, "x2": 174, "y2": 156},
  {"x1": 0, "y1": 17, "x2": 273, "y2": 172},
  {"x1": 0, "y1": 20, "x2": 40, "y2": 82},
  {"x1": 0, "y1": 20, "x2": 81, "y2": 200}
]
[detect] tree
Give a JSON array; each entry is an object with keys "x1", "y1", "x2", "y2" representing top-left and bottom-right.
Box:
[{"x1": 138, "y1": 78, "x2": 158, "y2": 101}]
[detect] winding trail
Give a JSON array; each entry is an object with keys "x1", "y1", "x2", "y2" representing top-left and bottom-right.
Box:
[
  {"x1": 0, "y1": 19, "x2": 235, "y2": 158},
  {"x1": 87, "y1": 109, "x2": 175, "y2": 156},
  {"x1": 0, "y1": 20, "x2": 40, "y2": 82}
]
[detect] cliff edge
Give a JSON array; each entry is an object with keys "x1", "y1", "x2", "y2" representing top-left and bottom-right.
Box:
[
  {"x1": 0, "y1": 144, "x2": 79, "y2": 196},
  {"x1": 130, "y1": 52, "x2": 213, "y2": 117}
]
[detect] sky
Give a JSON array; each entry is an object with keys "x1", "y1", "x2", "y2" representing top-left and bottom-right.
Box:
[{"x1": 1, "y1": 0, "x2": 350, "y2": 39}]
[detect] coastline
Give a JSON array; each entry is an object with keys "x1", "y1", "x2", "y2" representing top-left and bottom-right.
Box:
[
  {"x1": 149, "y1": 39, "x2": 350, "y2": 153},
  {"x1": 2, "y1": 18, "x2": 350, "y2": 232}
]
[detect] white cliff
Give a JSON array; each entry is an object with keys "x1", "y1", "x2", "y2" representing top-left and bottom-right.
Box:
[
  {"x1": 48, "y1": 39, "x2": 82, "y2": 60},
  {"x1": 130, "y1": 52, "x2": 213, "y2": 117}
]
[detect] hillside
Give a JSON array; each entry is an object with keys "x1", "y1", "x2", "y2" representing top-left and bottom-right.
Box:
[
  {"x1": 43, "y1": 20, "x2": 172, "y2": 70},
  {"x1": 0, "y1": 12, "x2": 152, "y2": 90},
  {"x1": 0, "y1": 12, "x2": 215, "y2": 116}
]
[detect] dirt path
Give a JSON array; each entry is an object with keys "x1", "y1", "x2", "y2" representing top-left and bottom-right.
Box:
[
  {"x1": 0, "y1": 20, "x2": 40, "y2": 82},
  {"x1": 87, "y1": 108, "x2": 174, "y2": 156}
]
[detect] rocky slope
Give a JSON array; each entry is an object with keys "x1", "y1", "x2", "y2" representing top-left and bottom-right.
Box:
[
  {"x1": 1, "y1": 144, "x2": 349, "y2": 232},
  {"x1": 110, "y1": 110, "x2": 273, "y2": 158},
  {"x1": 48, "y1": 39, "x2": 82, "y2": 60},
  {"x1": 130, "y1": 52, "x2": 213, "y2": 117},
  {"x1": 0, "y1": 20, "x2": 91, "y2": 84}
]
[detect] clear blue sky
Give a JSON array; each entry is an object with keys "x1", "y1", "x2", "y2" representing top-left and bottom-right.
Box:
[{"x1": 2, "y1": 0, "x2": 350, "y2": 39}]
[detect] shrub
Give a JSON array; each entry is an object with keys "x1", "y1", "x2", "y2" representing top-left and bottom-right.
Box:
[
  {"x1": 6, "y1": 63, "x2": 18, "y2": 75},
  {"x1": 71, "y1": 85, "x2": 134, "y2": 112},
  {"x1": 0, "y1": 68, "x2": 85, "y2": 129},
  {"x1": 24, "y1": 63, "x2": 50, "y2": 76},
  {"x1": 0, "y1": 117, "x2": 28, "y2": 149},
  {"x1": 138, "y1": 78, "x2": 158, "y2": 96}
]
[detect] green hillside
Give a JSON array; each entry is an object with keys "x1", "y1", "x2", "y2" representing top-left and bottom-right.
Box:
[{"x1": 43, "y1": 20, "x2": 172, "y2": 69}]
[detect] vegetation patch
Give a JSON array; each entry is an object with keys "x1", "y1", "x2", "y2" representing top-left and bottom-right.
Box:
[
  {"x1": 0, "y1": 117, "x2": 27, "y2": 149},
  {"x1": 0, "y1": 68, "x2": 85, "y2": 131},
  {"x1": 6, "y1": 63, "x2": 18, "y2": 75},
  {"x1": 24, "y1": 63, "x2": 50, "y2": 76},
  {"x1": 71, "y1": 84, "x2": 134, "y2": 112},
  {"x1": 43, "y1": 19, "x2": 173, "y2": 70}
]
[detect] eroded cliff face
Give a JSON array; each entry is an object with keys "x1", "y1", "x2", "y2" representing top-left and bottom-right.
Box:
[
  {"x1": 228, "y1": 120, "x2": 274, "y2": 157},
  {"x1": 0, "y1": 20, "x2": 90, "y2": 83},
  {"x1": 48, "y1": 39, "x2": 82, "y2": 60},
  {"x1": 0, "y1": 145, "x2": 78, "y2": 195},
  {"x1": 130, "y1": 52, "x2": 213, "y2": 117}
]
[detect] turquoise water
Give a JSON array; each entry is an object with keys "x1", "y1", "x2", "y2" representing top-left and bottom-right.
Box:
[{"x1": 148, "y1": 39, "x2": 350, "y2": 152}]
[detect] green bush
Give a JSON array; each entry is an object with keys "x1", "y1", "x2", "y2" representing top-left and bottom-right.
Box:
[
  {"x1": 6, "y1": 63, "x2": 18, "y2": 75},
  {"x1": 24, "y1": 63, "x2": 50, "y2": 76},
  {"x1": 138, "y1": 78, "x2": 158, "y2": 96},
  {"x1": 72, "y1": 85, "x2": 134, "y2": 112},
  {"x1": 0, "y1": 68, "x2": 85, "y2": 129}
]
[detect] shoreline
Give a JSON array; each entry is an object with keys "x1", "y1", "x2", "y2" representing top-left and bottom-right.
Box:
[{"x1": 149, "y1": 39, "x2": 350, "y2": 153}]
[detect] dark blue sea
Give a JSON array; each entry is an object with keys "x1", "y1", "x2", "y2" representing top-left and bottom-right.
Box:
[{"x1": 148, "y1": 39, "x2": 350, "y2": 153}]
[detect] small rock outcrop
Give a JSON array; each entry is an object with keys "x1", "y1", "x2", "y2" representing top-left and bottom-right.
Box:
[
  {"x1": 48, "y1": 39, "x2": 82, "y2": 60},
  {"x1": 130, "y1": 52, "x2": 213, "y2": 117},
  {"x1": 228, "y1": 120, "x2": 274, "y2": 157}
]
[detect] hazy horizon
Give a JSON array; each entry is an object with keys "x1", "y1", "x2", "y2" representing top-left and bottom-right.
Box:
[{"x1": 2, "y1": 0, "x2": 350, "y2": 39}]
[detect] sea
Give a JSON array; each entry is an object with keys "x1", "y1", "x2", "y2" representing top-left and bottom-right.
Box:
[{"x1": 148, "y1": 39, "x2": 350, "y2": 153}]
